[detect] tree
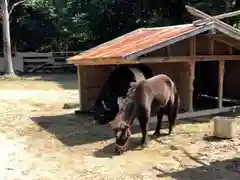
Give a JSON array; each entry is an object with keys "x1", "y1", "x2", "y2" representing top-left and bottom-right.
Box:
[
  {"x1": 0, "y1": 0, "x2": 24, "y2": 76},
  {"x1": 1, "y1": 0, "x2": 239, "y2": 56}
]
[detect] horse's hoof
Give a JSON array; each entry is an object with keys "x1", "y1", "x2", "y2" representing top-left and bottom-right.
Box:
[
  {"x1": 141, "y1": 141, "x2": 149, "y2": 148},
  {"x1": 152, "y1": 132, "x2": 161, "y2": 138},
  {"x1": 141, "y1": 144, "x2": 148, "y2": 149},
  {"x1": 114, "y1": 147, "x2": 125, "y2": 155}
]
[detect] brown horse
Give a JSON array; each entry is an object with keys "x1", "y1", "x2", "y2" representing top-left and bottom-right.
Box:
[{"x1": 109, "y1": 74, "x2": 180, "y2": 154}]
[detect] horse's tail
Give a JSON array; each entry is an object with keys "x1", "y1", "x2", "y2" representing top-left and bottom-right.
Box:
[{"x1": 172, "y1": 83, "x2": 180, "y2": 121}]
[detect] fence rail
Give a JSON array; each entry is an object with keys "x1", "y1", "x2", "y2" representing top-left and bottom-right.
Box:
[{"x1": 0, "y1": 51, "x2": 82, "y2": 73}]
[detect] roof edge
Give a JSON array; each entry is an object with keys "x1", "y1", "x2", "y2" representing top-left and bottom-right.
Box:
[
  {"x1": 67, "y1": 28, "x2": 142, "y2": 61},
  {"x1": 141, "y1": 24, "x2": 193, "y2": 31},
  {"x1": 68, "y1": 57, "x2": 138, "y2": 65}
]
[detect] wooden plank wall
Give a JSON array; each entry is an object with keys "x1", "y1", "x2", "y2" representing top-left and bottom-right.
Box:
[{"x1": 78, "y1": 65, "x2": 112, "y2": 111}]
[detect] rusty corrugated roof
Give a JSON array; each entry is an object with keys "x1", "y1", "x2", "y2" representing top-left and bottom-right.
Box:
[{"x1": 68, "y1": 24, "x2": 199, "y2": 63}]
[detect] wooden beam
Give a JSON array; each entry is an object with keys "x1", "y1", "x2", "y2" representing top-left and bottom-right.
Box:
[
  {"x1": 193, "y1": 9, "x2": 240, "y2": 26},
  {"x1": 213, "y1": 23, "x2": 240, "y2": 42},
  {"x1": 205, "y1": 35, "x2": 240, "y2": 50},
  {"x1": 218, "y1": 60, "x2": 225, "y2": 108},
  {"x1": 132, "y1": 106, "x2": 239, "y2": 126},
  {"x1": 186, "y1": 5, "x2": 240, "y2": 40},
  {"x1": 185, "y1": 5, "x2": 214, "y2": 20},
  {"x1": 139, "y1": 55, "x2": 240, "y2": 63},
  {"x1": 68, "y1": 58, "x2": 137, "y2": 66},
  {"x1": 70, "y1": 55, "x2": 240, "y2": 66},
  {"x1": 139, "y1": 57, "x2": 190, "y2": 63},
  {"x1": 214, "y1": 34, "x2": 230, "y2": 37}
]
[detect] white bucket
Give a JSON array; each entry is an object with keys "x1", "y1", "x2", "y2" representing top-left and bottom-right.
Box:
[{"x1": 213, "y1": 116, "x2": 236, "y2": 139}]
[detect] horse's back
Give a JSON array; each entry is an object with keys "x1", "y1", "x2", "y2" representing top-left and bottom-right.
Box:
[
  {"x1": 145, "y1": 74, "x2": 173, "y2": 92},
  {"x1": 141, "y1": 74, "x2": 175, "y2": 107},
  {"x1": 147, "y1": 74, "x2": 172, "y2": 84}
]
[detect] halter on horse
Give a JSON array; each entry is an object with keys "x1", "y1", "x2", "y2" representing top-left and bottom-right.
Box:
[{"x1": 109, "y1": 74, "x2": 180, "y2": 154}]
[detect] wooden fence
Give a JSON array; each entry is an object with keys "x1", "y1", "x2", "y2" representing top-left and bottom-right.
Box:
[{"x1": 0, "y1": 51, "x2": 82, "y2": 73}]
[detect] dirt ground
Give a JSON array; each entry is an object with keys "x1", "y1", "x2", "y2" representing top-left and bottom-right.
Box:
[{"x1": 0, "y1": 74, "x2": 240, "y2": 180}]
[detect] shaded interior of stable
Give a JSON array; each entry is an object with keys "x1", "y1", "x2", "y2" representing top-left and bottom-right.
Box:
[
  {"x1": 194, "y1": 31, "x2": 240, "y2": 109},
  {"x1": 78, "y1": 31, "x2": 240, "y2": 113}
]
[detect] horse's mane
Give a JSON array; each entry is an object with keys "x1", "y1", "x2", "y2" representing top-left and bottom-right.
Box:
[
  {"x1": 118, "y1": 82, "x2": 138, "y2": 111},
  {"x1": 110, "y1": 82, "x2": 140, "y2": 129}
]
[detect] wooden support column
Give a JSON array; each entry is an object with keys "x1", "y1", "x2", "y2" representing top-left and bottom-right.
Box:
[
  {"x1": 218, "y1": 60, "x2": 225, "y2": 108},
  {"x1": 77, "y1": 65, "x2": 85, "y2": 111},
  {"x1": 188, "y1": 37, "x2": 196, "y2": 112},
  {"x1": 188, "y1": 60, "x2": 195, "y2": 112}
]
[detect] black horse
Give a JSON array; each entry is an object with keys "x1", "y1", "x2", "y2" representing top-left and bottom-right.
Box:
[
  {"x1": 110, "y1": 74, "x2": 180, "y2": 154},
  {"x1": 92, "y1": 65, "x2": 153, "y2": 125}
]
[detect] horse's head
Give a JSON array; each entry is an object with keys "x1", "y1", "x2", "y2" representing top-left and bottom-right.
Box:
[
  {"x1": 109, "y1": 83, "x2": 138, "y2": 154},
  {"x1": 109, "y1": 115, "x2": 131, "y2": 154}
]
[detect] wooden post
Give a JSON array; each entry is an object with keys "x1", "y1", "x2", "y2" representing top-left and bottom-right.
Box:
[
  {"x1": 218, "y1": 60, "x2": 225, "y2": 108},
  {"x1": 188, "y1": 60, "x2": 195, "y2": 112},
  {"x1": 77, "y1": 65, "x2": 84, "y2": 111},
  {"x1": 188, "y1": 37, "x2": 196, "y2": 112}
]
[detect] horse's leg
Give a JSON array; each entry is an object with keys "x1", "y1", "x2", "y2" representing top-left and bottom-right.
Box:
[
  {"x1": 172, "y1": 98, "x2": 180, "y2": 123},
  {"x1": 168, "y1": 97, "x2": 180, "y2": 135},
  {"x1": 167, "y1": 110, "x2": 173, "y2": 135},
  {"x1": 168, "y1": 105, "x2": 178, "y2": 135},
  {"x1": 152, "y1": 110, "x2": 163, "y2": 138},
  {"x1": 137, "y1": 107, "x2": 149, "y2": 147}
]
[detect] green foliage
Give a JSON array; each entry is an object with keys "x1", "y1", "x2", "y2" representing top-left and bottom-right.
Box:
[{"x1": 2, "y1": 0, "x2": 240, "y2": 52}]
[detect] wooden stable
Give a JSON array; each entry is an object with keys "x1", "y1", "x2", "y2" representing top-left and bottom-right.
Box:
[{"x1": 68, "y1": 6, "x2": 240, "y2": 119}]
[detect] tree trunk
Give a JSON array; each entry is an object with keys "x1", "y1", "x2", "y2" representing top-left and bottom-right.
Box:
[{"x1": 2, "y1": 0, "x2": 15, "y2": 76}]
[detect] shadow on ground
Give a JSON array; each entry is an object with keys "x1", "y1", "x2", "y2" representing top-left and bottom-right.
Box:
[
  {"x1": 92, "y1": 133, "x2": 171, "y2": 158},
  {"x1": 92, "y1": 136, "x2": 145, "y2": 158},
  {"x1": 31, "y1": 113, "x2": 113, "y2": 146},
  {"x1": 31, "y1": 111, "x2": 230, "y2": 147},
  {"x1": 23, "y1": 73, "x2": 78, "y2": 90},
  {"x1": 154, "y1": 157, "x2": 240, "y2": 180}
]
